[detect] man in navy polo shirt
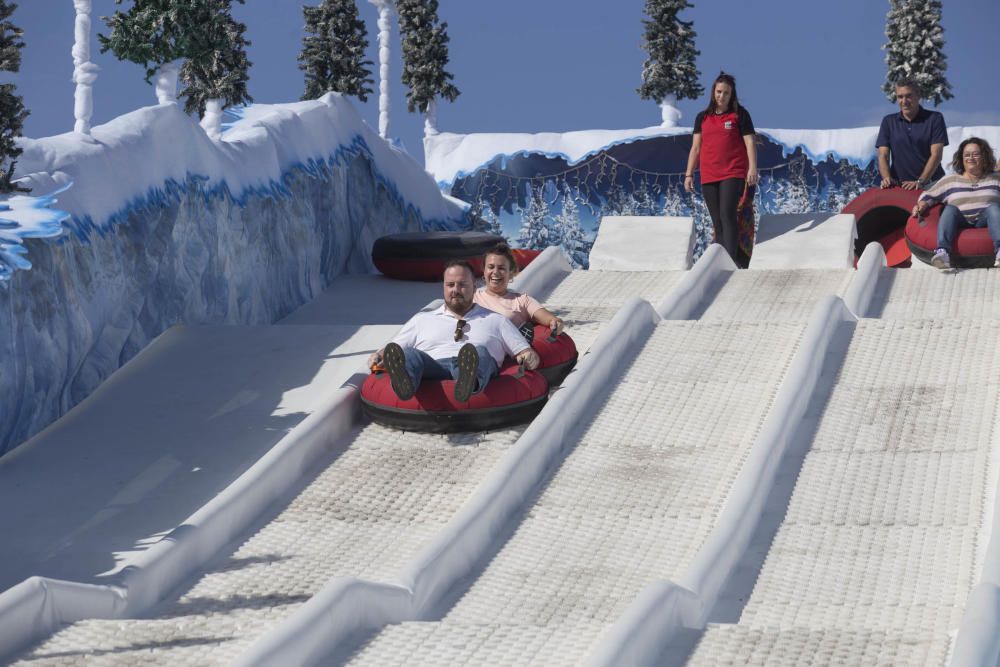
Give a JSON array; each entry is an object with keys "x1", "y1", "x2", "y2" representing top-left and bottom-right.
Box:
[{"x1": 876, "y1": 79, "x2": 948, "y2": 191}]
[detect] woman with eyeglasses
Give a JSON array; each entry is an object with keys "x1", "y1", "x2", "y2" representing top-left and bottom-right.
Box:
[
  {"x1": 684, "y1": 71, "x2": 759, "y2": 268},
  {"x1": 913, "y1": 137, "x2": 1000, "y2": 269},
  {"x1": 474, "y1": 243, "x2": 565, "y2": 340}
]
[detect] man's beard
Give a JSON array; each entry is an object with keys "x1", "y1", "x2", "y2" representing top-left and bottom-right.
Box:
[{"x1": 447, "y1": 295, "x2": 471, "y2": 314}]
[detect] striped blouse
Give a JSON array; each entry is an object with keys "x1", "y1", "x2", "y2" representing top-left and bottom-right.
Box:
[{"x1": 918, "y1": 172, "x2": 1000, "y2": 223}]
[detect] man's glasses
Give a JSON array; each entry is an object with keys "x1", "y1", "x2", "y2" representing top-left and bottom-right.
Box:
[{"x1": 454, "y1": 319, "x2": 466, "y2": 342}]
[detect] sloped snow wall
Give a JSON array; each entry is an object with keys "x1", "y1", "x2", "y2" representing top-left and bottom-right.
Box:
[{"x1": 0, "y1": 95, "x2": 468, "y2": 455}]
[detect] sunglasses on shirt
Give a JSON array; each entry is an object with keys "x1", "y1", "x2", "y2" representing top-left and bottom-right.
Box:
[{"x1": 454, "y1": 319, "x2": 467, "y2": 342}]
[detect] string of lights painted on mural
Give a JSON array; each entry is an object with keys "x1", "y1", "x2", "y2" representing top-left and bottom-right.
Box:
[{"x1": 451, "y1": 133, "x2": 880, "y2": 268}]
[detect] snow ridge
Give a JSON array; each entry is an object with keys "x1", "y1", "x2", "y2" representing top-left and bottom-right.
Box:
[{"x1": 17, "y1": 93, "x2": 466, "y2": 247}]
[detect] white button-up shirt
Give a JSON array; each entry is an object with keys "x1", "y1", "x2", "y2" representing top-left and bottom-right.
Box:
[{"x1": 392, "y1": 304, "x2": 530, "y2": 365}]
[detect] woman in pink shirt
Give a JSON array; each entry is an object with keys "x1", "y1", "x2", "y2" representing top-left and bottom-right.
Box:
[{"x1": 473, "y1": 243, "x2": 565, "y2": 339}]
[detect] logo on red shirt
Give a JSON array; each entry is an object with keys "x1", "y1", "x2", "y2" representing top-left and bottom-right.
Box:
[{"x1": 724, "y1": 121, "x2": 733, "y2": 130}]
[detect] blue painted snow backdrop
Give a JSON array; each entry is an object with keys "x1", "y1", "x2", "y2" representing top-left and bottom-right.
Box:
[
  {"x1": 428, "y1": 126, "x2": 1000, "y2": 267},
  {"x1": 0, "y1": 187, "x2": 70, "y2": 280},
  {"x1": 0, "y1": 94, "x2": 469, "y2": 455},
  {"x1": 445, "y1": 134, "x2": 878, "y2": 267}
]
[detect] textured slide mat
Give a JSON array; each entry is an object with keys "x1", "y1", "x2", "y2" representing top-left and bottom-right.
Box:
[
  {"x1": 870, "y1": 268, "x2": 1000, "y2": 320},
  {"x1": 684, "y1": 318, "x2": 1000, "y2": 665},
  {"x1": 14, "y1": 427, "x2": 523, "y2": 666},
  {"x1": 699, "y1": 269, "x2": 852, "y2": 322},
  {"x1": 347, "y1": 320, "x2": 806, "y2": 666}
]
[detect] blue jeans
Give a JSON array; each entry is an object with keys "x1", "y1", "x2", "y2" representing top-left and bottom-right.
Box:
[
  {"x1": 937, "y1": 202, "x2": 1000, "y2": 253},
  {"x1": 402, "y1": 345, "x2": 498, "y2": 395}
]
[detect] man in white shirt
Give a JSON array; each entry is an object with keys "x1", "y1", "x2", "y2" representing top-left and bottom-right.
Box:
[{"x1": 368, "y1": 261, "x2": 541, "y2": 402}]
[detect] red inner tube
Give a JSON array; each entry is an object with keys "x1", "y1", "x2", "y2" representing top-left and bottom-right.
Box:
[
  {"x1": 373, "y1": 256, "x2": 486, "y2": 282},
  {"x1": 527, "y1": 324, "x2": 578, "y2": 386},
  {"x1": 371, "y1": 233, "x2": 544, "y2": 282},
  {"x1": 360, "y1": 324, "x2": 577, "y2": 431},
  {"x1": 842, "y1": 187, "x2": 919, "y2": 267},
  {"x1": 511, "y1": 248, "x2": 542, "y2": 271},
  {"x1": 372, "y1": 232, "x2": 503, "y2": 281},
  {"x1": 361, "y1": 360, "x2": 547, "y2": 414},
  {"x1": 905, "y1": 205, "x2": 996, "y2": 267}
]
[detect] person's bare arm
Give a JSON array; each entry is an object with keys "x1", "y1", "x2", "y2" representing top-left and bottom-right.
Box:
[
  {"x1": 531, "y1": 307, "x2": 564, "y2": 335},
  {"x1": 684, "y1": 134, "x2": 702, "y2": 193},
  {"x1": 878, "y1": 146, "x2": 895, "y2": 188},
  {"x1": 516, "y1": 348, "x2": 540, "y2": 370},
  {"x1": 743, "y1": 134, "x2": 759, "y2": 186}
]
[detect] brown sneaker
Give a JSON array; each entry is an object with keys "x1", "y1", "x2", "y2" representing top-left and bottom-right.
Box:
[
  {"x1": 454, "y1": 343, "x2": 479, "y2": 402},
  {"x1": 383, "y1": 343, "x2": 414, "y2": 400}
]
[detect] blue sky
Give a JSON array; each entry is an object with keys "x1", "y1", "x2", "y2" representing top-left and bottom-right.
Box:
[{"x1": 13, "y1": 1, "x2": 1000, "y2": 163}]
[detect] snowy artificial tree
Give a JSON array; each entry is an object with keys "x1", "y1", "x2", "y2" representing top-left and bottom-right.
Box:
[
  {"x1": 553, "y1": 185, "x2": 591, "y2": 268},
  {"x1": 825, "y1": 159, "x2": 864, "y2": 212},
  {"x1": 686, "y1": 187, "x2": 712, "y2": 251},
  {"x1": 469, "y1": 198, "x2": 505, "y2": 239},
  {"x1": 767, "y1": 156, "x2": 814, "y2": 214},
  {"x1": 516, "y1": 183, "x2": 555, "y2": 251},
  {"x1": 661, "y1": 182, "x2": 686, "y2": 216},
  {"x1": 632, "y1": 181, "x2": 660, "y2": 215},
  {"x1": 179, "y1": 0, "x2": 252, "y2": 139},
  {"x1": 882, "y1": 0, "x2": 952, "y2": 105},
  {"x1": 637, "y1": 0, "x2": 702, "y2": 128},
  {"x1": 396, "y1": 0, "x2": 459, "y2": 138},
  {"x1": 72, "y1": 0, "x2": 99, "y2": 135},
  {"x1": 605, "y1": 185, "x2": 639, "y2": 217},
  {"x1": 299, "y1": 0, "x2": 374, "y2": 102},
  {"x1": 366, "y1": 0, "x2": 393, "y2": 139},
  {"x1": 99, "y1": 0, "x2": 252, "y2": 138},
  {"x1": 99, "y1": 0, "x2": 193, "y2": 102},
  {"x1": 0, "y1": 0, "x2": 27, "y2": 193}
]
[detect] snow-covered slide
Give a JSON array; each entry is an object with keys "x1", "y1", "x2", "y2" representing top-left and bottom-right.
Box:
[
  {"x1": 679, "y1": 316, "x2": 1000, "y2": 664},
  {"x1": 334, "y1": 315, "x2": 809, "y2": 664},
  {"x1": 697, "y1": 266, "x2": 854, "y2": 322},
  {"x1": 13, "y1": 424, "x2": 530, "y2": 666},
  {"x1": 860, "y1": 259, "x2": 1000, "y2": 320},
  {"x1": 7, "y1": 252, "x2": 688, "y2": 665},
  {"x1": 226, "y1": 244, "x2": 864, "y2": 665}
]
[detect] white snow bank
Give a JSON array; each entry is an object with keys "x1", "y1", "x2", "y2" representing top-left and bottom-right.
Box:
[
  {"x1": 17, "y1": 93, "x2": 465, "y2": 236},
  {"x1": 760, "y1": 127, "x2": 880, "y2": 166},
  {"x1": 426, "y1": 124, "x2": 1000, "y2": 186}
]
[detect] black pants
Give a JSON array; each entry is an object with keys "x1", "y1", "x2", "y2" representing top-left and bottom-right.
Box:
[{"x1": 702, "y1": 178, "x2": 748, "y2": 268}]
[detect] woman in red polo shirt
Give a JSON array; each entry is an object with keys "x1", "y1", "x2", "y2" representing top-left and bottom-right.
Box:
[{"x1": 684, "y1": 71, "x2": 759, "y2": 268}]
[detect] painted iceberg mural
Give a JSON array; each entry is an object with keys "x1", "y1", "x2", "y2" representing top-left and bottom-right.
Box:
[{"x1": 0, "y1": 93, "x2": 468, "y2": 455}]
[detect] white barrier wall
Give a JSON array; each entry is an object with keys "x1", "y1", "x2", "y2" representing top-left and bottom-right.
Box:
[
  {"x1": 588, "y1": 216, "x2": 695, "y2": 271},
  {"x1": 751, "y1": 212, "x2": 857, "y2": 270}
]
